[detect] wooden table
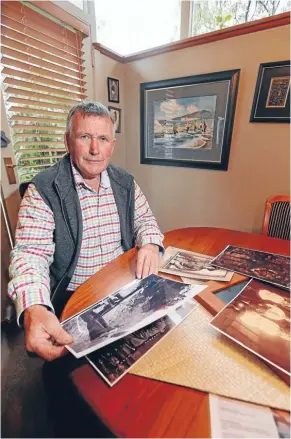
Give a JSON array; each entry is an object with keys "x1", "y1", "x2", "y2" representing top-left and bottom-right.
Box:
[{"x1": 61, "y1": 227, "x2": 290, "y2": 438}]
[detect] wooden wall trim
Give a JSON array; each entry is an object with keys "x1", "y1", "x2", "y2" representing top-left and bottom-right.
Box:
[{"x1": 93, "y1": 12, "x2": 290, "y2": 63}]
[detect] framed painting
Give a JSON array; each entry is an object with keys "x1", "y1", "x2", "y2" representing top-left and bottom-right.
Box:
[
  {"x1": 250, "y1": 60, "x2": 290, "y2": 123},
  {"x1": 107, "y1": 77, "x2": 120, "y2": 103},
  {"x1": 140, "y1": 69, "x2": 240, "y2": 171},
  {"x1": 108, "y1": 106, "x2": 121, "y2": 133}
]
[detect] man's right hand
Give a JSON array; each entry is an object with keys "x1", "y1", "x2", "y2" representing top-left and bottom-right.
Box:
[{"x1": 24, "y1": 305, "x2": 74, "y2": 361}]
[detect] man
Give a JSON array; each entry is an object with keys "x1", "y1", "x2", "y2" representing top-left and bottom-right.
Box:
[{"x1": 8, "y1": 101, "x2": 164, "y2": 362}]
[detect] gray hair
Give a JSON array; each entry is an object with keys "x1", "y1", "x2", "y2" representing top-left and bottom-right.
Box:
[{"x1": 66, "y1": 101, "x2": 116, "y2": 135}]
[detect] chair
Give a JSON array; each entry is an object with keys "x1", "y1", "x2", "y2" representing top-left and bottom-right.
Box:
[{"x1": 263, "y1": 195, "x2": 290, "y2": 240}]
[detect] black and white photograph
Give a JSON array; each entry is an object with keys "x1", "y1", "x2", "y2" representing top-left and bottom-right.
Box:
[
  {"x1": 107, "y1": 76, "x2": 120, "y2": 103},
  {"x1": 140, "y1": 69, "x2": 240, "y2": 170},
  {"x1": 62, "y1": 274, "x2": 205, "y2": 358},
  {"x1": 160, "y1": 246, "x2": 234, "y2": 281},
  {"x1": 86, "y1": 300, "x2": 197, "y2": 386},
  {"x1": 210, "y1": 245, "x2": 290, "y2": 289},
  {"x1": 108, "y1": 106, "x2": 121, "y2": 133}
]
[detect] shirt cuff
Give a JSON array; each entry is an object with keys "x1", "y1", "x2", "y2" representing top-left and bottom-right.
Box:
[
  {"x1": 138, "y1": 237, "x2": 165, "y2": 256},
  {"x1": 15, "y1": 293, "x2": 55, "y2": 327}
]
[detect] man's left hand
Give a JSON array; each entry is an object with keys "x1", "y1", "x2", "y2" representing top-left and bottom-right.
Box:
[{"x1": 136, "y1": 244, "x2": 160, "y2": 279}]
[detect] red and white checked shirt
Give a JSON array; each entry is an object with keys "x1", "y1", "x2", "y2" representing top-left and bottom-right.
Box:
[{"x1": 8, "y1": 162, "x2": 164, "y2": 323}]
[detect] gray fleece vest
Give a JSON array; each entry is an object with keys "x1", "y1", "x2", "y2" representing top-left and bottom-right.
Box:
[{"x1": 19, "y1": 154, "x2": 135, "y2": 316}]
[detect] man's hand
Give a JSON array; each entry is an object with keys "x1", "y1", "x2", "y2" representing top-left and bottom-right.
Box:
[
  {"x1": 24, "y1": 305, "x2": 74, "y2": 361},
  {"x1": 136, "y1": 243, "x2": 160, "y2": 279}
]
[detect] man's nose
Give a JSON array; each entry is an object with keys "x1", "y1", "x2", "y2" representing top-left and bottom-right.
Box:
[{"x1": 89, "y1": 137, "x2": 100, "y2": 155}]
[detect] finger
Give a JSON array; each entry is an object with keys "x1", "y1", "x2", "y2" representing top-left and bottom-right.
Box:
[
  {"x1": 141, "y1": 256, "x2": 151, "y2": 279},
  {"x1": 136, "y1": 252, "x2": 145, "y2": 279},
  {"x1": 34, "y1": 339, "x2": 69, "y2": 361},
  {"x1": 46, "y1": 320, "x2": 74, "y2": 345}
]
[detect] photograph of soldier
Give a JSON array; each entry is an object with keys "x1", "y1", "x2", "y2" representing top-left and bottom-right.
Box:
[
  {"x1": 160, "y1": 246, "x2": 233, "y2": 281},
  {"x1": 210, "y1": 279, "x2": 290, "y2": 375},
  {"x1": 211, "y1": 245, "x2": 290, "y2": 289},
  {"x1": 87, "y1": 300, "x2": 197, "y2": 386},
  {"x1": 62, "y1": 274, "x2": 204, "y2": 358}
]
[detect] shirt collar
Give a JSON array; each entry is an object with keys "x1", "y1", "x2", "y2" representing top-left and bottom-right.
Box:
[{"x1": 70, "y1": 157, "x2": 111, "y2": 191}]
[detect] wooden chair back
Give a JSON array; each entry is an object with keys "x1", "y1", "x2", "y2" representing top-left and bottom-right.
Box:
[{"x1": 262, "y1": 195, "x2": 290, "y2": 240}]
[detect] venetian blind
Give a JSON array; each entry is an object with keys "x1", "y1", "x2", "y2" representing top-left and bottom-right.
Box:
[{"x1": 1, "y1": 0, "x2": 87, "y2": 182}]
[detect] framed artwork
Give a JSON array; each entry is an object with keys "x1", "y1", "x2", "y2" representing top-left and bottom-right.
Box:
[
  {"x1": 107, "y1": 77, "x2": 120, "y2": 103},
  {"x1": 140, "y1": 69, "x2": 240, "y2": 171},
  {"x1": 250, "y1": 60, "x2": 290, "y2": 123},
  {"x1": 108, "y1": 106, "x2": 121, "y2": 133}
]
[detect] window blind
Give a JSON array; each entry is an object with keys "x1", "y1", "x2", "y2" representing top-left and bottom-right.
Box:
[{"x1": 1, "y1": 0, "x2": 87, "y2": 182}]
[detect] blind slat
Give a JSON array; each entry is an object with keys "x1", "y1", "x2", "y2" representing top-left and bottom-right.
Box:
[
  {"x1": 8, "y1": 107, "x2": 68, "y2": 117},
  {"x1": 5, "y1": 85, "x2": 80, "y2": 105},
  {"x1": 8, "y1": 97, "x2": 72, "y2": 111},
  {"x1": 10, "y1": 116, "x2": 67, "y2": 124},
  {"x1": 4, "y1": 78, "x2": 86, "y2": 99},
  {"x1": 1, "y1": 25, "x2": 84, "y2": 64},
  {"x1": 2, "y1": 2, "x2": 81, "y2": 49},
  {"x1": 2, "y1": 1, "x2": 86, "y2": 183},
  {"x1": 1, "y1": 16, "x2": 84, "y2": 57},
  {"x1": 2, "y1": 35, "x2": 83, "y2": 72},
  {"x1": 2, "y1": 47, "x2": 85, "y2": 78},
  {"x1": 3, "y1": 67, "x2": 86, "y2": 90},
  {"x1": 12, "y1": 124, "x2": 65, "y2": 131}
]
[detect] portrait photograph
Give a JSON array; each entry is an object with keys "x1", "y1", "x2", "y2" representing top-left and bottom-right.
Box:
[
  {"x1": 210, "y1": 279, "x2": 290, "y2": 376},
  {"x1": 140, "y1": 69, "x2": 240, "y2": 170},
  {"x1": 108, "y1": 106, "x2": 121, "y2": 133},
  {"x1": 61, "y1": 274, "x2": 205, "y2": 358},
  {"x1": 86, "y1": 300, "x2": 197, "y2": 386},
  {"x1": 107, "y1": 76, "x2": 120, "y2": 103},
  {"x1": 211, "y1": 245, "x2": 290, "y2": 289},
  {"x1": 250, "y1": 60, "x2": 290, "y2": 123},
  {"x1": 160, "y1": 246, "x2": 233, "y2": 282}
]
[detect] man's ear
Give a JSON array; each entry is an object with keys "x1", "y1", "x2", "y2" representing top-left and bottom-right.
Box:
[{"x1": 64, "y1": 132, "x2": 70, "y2": 153}]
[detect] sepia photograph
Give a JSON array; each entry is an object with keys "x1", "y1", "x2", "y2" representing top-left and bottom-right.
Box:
[
  {"x1": 210, "y1": 279, "x2": 290, "y2": 376},
  {"x1": 86, "y1": 299, "x2": 197, "y2": 386},
  {"x1": 107, "y1": 77, "x2": 120, "y2": 103},
  {"x1": 108, "y1": 106, "x2": 121, "y2": 133},
  {"x1": 160, "y1": 246, "x2": 233, "y2": 281},
  {"x1": 62, "y1": 274, "x2": 205, "y2": 358},
  {"x1": 211, "y1": 245, "x2": 290, "y2": 289}
]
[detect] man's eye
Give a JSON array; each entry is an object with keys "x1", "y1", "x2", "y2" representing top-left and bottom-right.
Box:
[
  {"x1": 100, "y1": 136, "x2": 108, "y2": 142},
  {"x1": 80, "y1": 134, "x2": 90, "y2": 139}
]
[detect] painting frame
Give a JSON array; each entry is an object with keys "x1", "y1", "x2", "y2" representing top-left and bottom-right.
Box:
[
  {"x1": 250, "y1": 60, "x2": 290, "y2": 123},
  {"x1": 108, "y1": 106, "x2": 121, "y2": 133},
  {"x1": 140, "y1": 69, "x2": 240, "y2": 171},
  {"x1": 107, "y1": 77, "x2": 120, "y2": 103}
]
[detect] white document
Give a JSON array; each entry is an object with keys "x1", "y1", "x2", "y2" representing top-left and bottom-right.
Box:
[{"x1": 209, "y1": 394, "x2": 279, "y2": 438}]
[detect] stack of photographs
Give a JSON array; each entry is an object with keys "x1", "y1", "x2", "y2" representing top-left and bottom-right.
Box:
[
  {"x1": 62, "y1": 274, "x2": 205, "y2": 364},
  {"x1": 87, "y1": 300, "x2": 197, "y2": 386},
  {"x1": 159, "y1": 246, "x2": 234, "y2": 282},
  {"x1": 209, "y1": 245, "x2": 290, "y2": 379},
  {"x1": 210, "y1": 245, "x2": 290, "y2": 290}
]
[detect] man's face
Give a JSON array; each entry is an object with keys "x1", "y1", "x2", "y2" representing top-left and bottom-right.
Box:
[{"x1": 65, "y1": 112, "x2": 115, "y2": 180}]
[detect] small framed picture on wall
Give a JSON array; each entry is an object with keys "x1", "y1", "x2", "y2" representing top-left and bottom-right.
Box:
[
  {"x1": 107, "y1": 77, "x2": 120, "y2": 103},
  {"x1": 108, "y1": 106, "x2": 121, "y2": 133},
  {"x1": 250, "y1": 60, "x2": 290, "y2": 123}
]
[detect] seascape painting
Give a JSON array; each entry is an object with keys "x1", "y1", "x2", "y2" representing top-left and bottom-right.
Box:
[
  {"x1": 140, "y1": 70, "x2": 240, "y2": 170},
  {"x1": 152, "y1": 95, "x2": 217, "y2": 160}
]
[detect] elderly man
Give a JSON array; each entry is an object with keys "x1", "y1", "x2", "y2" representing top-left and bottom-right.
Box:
[{"x1": 8, "y1": 101, "x2": 164, "y2": 362}]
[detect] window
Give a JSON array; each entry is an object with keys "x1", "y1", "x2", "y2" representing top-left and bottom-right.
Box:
[
  {"x1": 94, "y1": 0, "x2": 181, "y2": 55},
  {"x1": 190, "y1": 0, "x2": 291, "y2": 37},
  {"x1": 1, "y1": 0, "x2": 87, "y2": 183}
]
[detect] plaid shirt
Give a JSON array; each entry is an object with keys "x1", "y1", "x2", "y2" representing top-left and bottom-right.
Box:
[{"x1": 8, "y1": 163, "x2": 164, "y2": 324}]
